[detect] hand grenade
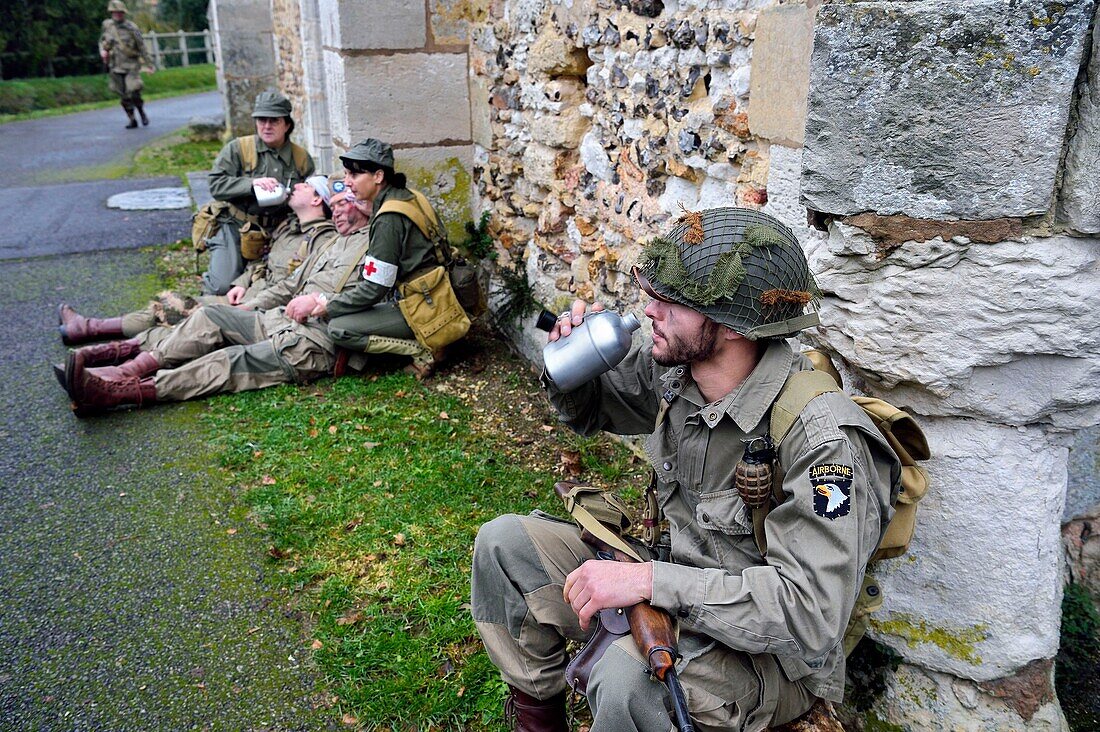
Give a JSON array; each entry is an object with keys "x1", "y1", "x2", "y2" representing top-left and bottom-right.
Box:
[{"x1": 734, "y1": 436, "x2": 776, "y2": 508}]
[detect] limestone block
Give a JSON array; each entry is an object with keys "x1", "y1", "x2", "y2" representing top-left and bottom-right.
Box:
[
  {"x1": 523, "y1": 143, "x2": 572, "y2": 187},
  {"x1": 1057, "y1": 4, "x2": 1100, "y2": 233},
  {"x1": 528, "y1": 21, "x2": 590, "y2": 76},
  {"x1": 801, "y1": 0, "x2": 1096, "y2": 219},
  {"x1": 873, "y1": 662, "x2": 1068, "y2": 730},
  {"x1": 530, "y1": 109, "x2": 589, "y2": 148},
  {"x1": 343, "y1": 54, "x2": 471, "y2": 145},
  {"x1": 1066, "y1": 426, "x2": 1100, "y2": 520},
  {"x1": 870, "y1": 418, "x2": 1067, "y2": 680},
  {"x1": 395, "y1": 145, "x2": 474, "y2": 244},
  {"x1": 319, "y1": 0, "x2": 426, "y2": 50},
  {"x1": 762, "y1": 144, "x2": 827, "y2": 252},
  {"x1": 806, "y1": 230, "x2": 1100, "y2": 428},
  {"x1": 431, "y1": 0, "x2": 486, "y2": 46},
  {"x1": 323, "y1": 50, "x2": 349, "y2": 151},
  {"x1": 747, "y1": 3, "x2": 815, "y2": 147},
  {"x1": 470, "y1": 73, "x2": 495, "y2": 149}
]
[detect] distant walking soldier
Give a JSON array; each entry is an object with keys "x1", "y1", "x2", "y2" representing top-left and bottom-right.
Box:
[{"x1": 99, "y1": 0, "x2": 153, "y2": 129}]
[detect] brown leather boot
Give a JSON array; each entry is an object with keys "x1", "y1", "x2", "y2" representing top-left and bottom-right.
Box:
[
  {"x1": 68, "y1": 338, "x2": 143, "y2": 369},
  {"x1": 58, "y1": 304, "x2": 125, "y2": 345},
  {"x1": 66, "y1": 348, "x2": 159, "y2": 403},
  {"x1": 504, "y1": 687, "x2": 568, "y2": 732},
  {"x1": 71, "y1": 370, "x2": 157, "y2": 416}
]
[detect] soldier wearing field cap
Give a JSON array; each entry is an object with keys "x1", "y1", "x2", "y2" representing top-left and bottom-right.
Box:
[
  {"x1": 471, "y1": 207, "x2": 900, "y2": 731},
  {"x1": 202, "y1": 91, "x2": 316, "y2": 296},
  {"x1": 99, "y1": 0, "x2": 153, "y2": 128}
]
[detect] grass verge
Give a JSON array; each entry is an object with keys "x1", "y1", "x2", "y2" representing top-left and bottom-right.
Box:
[
  {"x1": 197, "y1": 328, "x2": 646, "y2": 730},
  {"x1": 0, "y1": 64, "x2": 216, "y2": 122}
]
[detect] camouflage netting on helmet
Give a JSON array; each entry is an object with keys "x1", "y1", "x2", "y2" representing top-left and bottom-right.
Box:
[{"x1": 635, "y1": 207, "x2": 821, "y2": 340}]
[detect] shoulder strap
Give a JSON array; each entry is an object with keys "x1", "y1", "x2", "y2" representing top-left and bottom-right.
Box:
[
  {"x1": 769, "y1": 369, "x2": 842, "y2": 447},
  {"x1": 334, "y1": 234, "x2": 373, "y2": 292},
  {"x1": 375, "y1": 188, "x2": 451, "y2": 266},
  {"x1": 238, "y1": 135, "x2": 258, "y2": 175},
  {"x1": 289, "y1": 142, "x2": 311, "y2": 177}
]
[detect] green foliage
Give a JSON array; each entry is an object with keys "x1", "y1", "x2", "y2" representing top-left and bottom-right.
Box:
[
  {"x1": 198, "y1": 369, "x2": 640, "y2": 729},
  {"x1": 0, "y1": 63, "x2": 214, "y2": 117},
  {"x1": 2, "y1": 0, "x2": 109, "y2": 78},
  {"x1": 495, "y1": 247, "x2": 541, "y2": 327},
  {"x1": 1056, "y1": 582, "x2": 1100, "y2": 730},
  {"x1": 156, "y1": 0, "x2": 209, "y2": 31},
  {"x1": 461, "y1": 211, "x2": 496, "y2": 262},
  {"x1": 845, "y1": 638, "x2": 902, "y2": 713}
]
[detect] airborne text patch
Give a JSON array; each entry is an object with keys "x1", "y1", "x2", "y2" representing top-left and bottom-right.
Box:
[{"x1": 809, "y1": 463, "x2": 852, "y2": 520}]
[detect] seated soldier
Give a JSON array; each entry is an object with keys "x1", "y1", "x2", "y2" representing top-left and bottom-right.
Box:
[
  {"x1": 57, "y1": 186, "x2": 372, "y2": 415},
  {"x1": 57, "y1": 174, "x2": 339, "y2": 353}
]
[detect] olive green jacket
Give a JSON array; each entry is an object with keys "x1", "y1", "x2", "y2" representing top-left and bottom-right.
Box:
[
  {"x1": 234, "y1": 216, "x2": 332, "y2": 293},
  {"x1": 324, "y1": 184, "x2": 438, "y2": 319},
  {"x1": 100, "y1": 18, "x2": 150, "y2": 72},
  {"x1": 208, "y1": 137, "x2": 316, "y2": 222},
  {"x1": 242, "y1": 225, "x2": 363, "y2": 313},
  {"x1": 547, "y1": 339, "x2": 899, "y2": 702}
]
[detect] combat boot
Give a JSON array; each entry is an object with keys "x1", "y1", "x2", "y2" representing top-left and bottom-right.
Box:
[
  {"x1": 136, "y1": 101, "x2": 148, "y2": 126},
  {"x1": 403, "y1": 345, "x2": 445, "y2": 381},
  {"x1": 58, "y1": 304, "x2": 125, "y2": 345},
  {"x1": 504, "y1": 687, "x2": 568, "y2": 732},
  {"x1": 65, "y1": 348, "x2": 159, "y2": 403},
  {"x1": 124, "y1": 108, "x2": 138, "y2": 129},
  {"x1": 71, "y1": 370, "x2": 156, "y2": 416}
]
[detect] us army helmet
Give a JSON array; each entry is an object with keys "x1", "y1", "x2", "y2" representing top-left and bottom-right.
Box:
[
  {"x1": 633, "y1": 207, "x2": 820, "y2": 340},
  {"x1": 107, "y1": 0, "x2": 127, "y2": 13}
]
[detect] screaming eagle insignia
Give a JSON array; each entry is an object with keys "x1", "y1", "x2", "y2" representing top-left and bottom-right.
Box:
[{"x1": 808, "y1": 463, "x2": 852, "y2": 520}]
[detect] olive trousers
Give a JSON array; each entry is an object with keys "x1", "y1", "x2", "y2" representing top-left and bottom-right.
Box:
[{"x1": 470, "y1": 513, "x2": 816, "y2": 732}]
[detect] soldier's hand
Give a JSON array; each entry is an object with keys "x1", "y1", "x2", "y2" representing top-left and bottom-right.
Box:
[
  {"x1": 547, "y1": 299, "x2": 605, "y2": 342},
  {"x1": 563, "y1": 559, "x2": 652, "y2": 631},
  {"x1": 226, "y1": 286, "x2": 247, "y2": 305},
  {"x1": 285, "y1": 294, "x2": 318, "y2": 322},
  {"x1": 253, "y1": 177, "x2": 281, "y2": 192}
]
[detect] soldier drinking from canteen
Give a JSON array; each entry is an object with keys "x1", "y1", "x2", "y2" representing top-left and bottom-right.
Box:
[
  {"x1": 470, "y1": 207, "x2": 901, "y2": 731},
  {"x1": 56, "y1": 174, "x2": 341, "y2": 355},
  {"x1": 99, "y1": 0, "x2": 153, "y2": 129},
  {"x1": 199, "y1": 91, "x2": 316, "y2": 296}
]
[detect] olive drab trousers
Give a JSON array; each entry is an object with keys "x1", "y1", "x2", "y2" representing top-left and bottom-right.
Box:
[
  {"x1": 326, "y1": 300, "x2": 415, "y2": 351},
  {"x1": 149, "y1": 303, "x2": 334, "y2": 402},
  {"x1": 471, "y1": 513, "x2": 816, "y2": 732},
  {"x1": 202, "y1": 218, "x2": 245, "y2": 296},
  {"x1": 108, "y1": 70, "x2": 143, "y2": 111}
]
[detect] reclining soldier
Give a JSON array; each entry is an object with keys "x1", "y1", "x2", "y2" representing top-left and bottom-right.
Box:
[
  {"x1": 58, "y1": 184, "x2": 373, "y2": 415},
  {"x1": 470, "y1": 207, "x2": 901, "y2": 731},
  {"x1": 57, "y1": 174, "x2": 339, "y2": 353}
]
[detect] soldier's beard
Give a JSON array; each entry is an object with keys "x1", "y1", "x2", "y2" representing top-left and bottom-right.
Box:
[{"x1": 652, "y1": 318, "x2": 720, "y2": 367}]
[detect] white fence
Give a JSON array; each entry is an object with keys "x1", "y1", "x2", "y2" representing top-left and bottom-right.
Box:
[{"x1": 145, "y1": 30, "x2": 214, "y2": 69}]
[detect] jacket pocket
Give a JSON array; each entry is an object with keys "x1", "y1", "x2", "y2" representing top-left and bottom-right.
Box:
[{"x1": 695, "y1": 488, "x2": 753, "y2": 536}]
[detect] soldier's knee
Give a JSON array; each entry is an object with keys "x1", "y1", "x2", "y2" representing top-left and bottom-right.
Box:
[
  {"x1": 473, "y1": 514, "x2": 529, "y2": 567},
  {"x1": 589, "y1": 644, "x2": 668, "y2": 728}
]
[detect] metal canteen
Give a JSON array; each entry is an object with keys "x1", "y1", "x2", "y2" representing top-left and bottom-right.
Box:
[
  {"x1": 253, "y1": 181, "x2": 288, "y2": 207},
  {"x1": 543, "y1": 310, "x2": 641, "y2": 392}
]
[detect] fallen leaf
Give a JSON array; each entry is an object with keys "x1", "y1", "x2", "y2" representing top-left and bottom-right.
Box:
[
  {"x1": 268, "y1": 546, "x2": 289, "y2": 559},
  {"x1": 395, "y1": 390, "x2": 407, "y2": 398},
  {"x1": 362, "y1": 442, "x2": 380, "y2": 450},
  {"x1": 118, "y1": 492, "x2": 127, "y2": 497},
  {"x1": 560, "y1": 449, "x2": 583, "y2": 477},
  {"x1": 226, "y1": 528, "x2": 237, "y2": 535},
  {"x1": 541, "y1": 425, "x2": 554, "y2": 433},
  {"x1": 393, "y1": 533, "x2": 406, "y2": 547},
  {"x1": 261, "y1": 475, "x2": 276, "y2": 485},
  {"x1": 456, "y1": 685, "x2": 466, "y2": 697},
  {"x1": 328, "y1": 425, "x2": 338, "y2": 434},
  {"x1": 309, "y1": 428, "x2": 319, "y2": 438},
  {"x1": 344, "y1": 518, "x2": 363, "y2": 531},
  {"x1": 311, "y1": 639, "x2": 323, "y2": 650},
  {"x1": 252, "y1": 450, "x2": 264, "y2": 458},
  {"x1": 247, "y1": 627, "x2": 260, "y2": 635},
  {"x1": 439, "y1": 411, "x2": 450, "y2": 420},
  {"x1": 341, "y1": 713, "x2": 358, "y2": 726},
  {"x1": 335, "y1": 610, "x2": 363, "y2": 626},
  {"x1": 373, "y1": 480, "x2": 383, "y2": 487}
]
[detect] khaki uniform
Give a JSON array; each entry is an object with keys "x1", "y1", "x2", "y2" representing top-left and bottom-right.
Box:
[
  {"x1": 325, "y1": 185, "x2": 440, "y2": 350},
  {"x1": 147, "y1": 224, "x2": 360, "y2": 401},
  {"x1": 471, "y1": 340, "x2": 899, "y2": 731},
  {"x1": 203, "y1": 137, "x2": 316, "y2": 295},
  {"x1": 122, "y1": 218, "x2": 334, "y2": 351},
  {"x1": 100, "y1": 18, "x2": 150, "y2": 111}
]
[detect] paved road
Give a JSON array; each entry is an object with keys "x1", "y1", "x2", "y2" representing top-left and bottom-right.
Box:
[
  {"x1": 0, "y1": 95, "x2": 331, "y2": 731},
  {"x1": 0, "y1": 92, "x2": 222, "y2": 261}
]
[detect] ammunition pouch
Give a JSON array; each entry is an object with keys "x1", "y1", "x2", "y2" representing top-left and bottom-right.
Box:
[
  {"x1": 239, "y1": 220, "x2": 271, "y2": 261},
  {"x1": 191, "y1": 201, "x2": 229, "y2": 253},
  {"x1": 397, "y1": 265, "x2": 471, "y2": 351}
]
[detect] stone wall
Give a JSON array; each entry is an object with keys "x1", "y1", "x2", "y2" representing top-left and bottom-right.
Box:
[
  {"x1": 468, "y1": 0, "x2": 1100, "y2": 729},
  {"x1": 208, "y1": 0, "x2": 278, "y2": 137}
]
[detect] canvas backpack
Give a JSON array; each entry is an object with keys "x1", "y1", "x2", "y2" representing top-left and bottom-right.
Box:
[
  {"x1": 237, "y1": 134, "x2": 312, "y2": 179},
  {"x1": 758, "y1": 349, "x2": 931, "y2": 654}
]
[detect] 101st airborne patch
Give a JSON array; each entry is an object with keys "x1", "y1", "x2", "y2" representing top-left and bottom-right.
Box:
[{"x1": 809, "y1": 463, "x2": 853, "y2": 520}]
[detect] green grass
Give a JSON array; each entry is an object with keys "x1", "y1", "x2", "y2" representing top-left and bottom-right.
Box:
[
  {"x1": 198, "y1": 358, "x2": 644, "y2": 730},
  {"x1": 0, "y1": 64, "x2": 216, "y2": 122}
]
